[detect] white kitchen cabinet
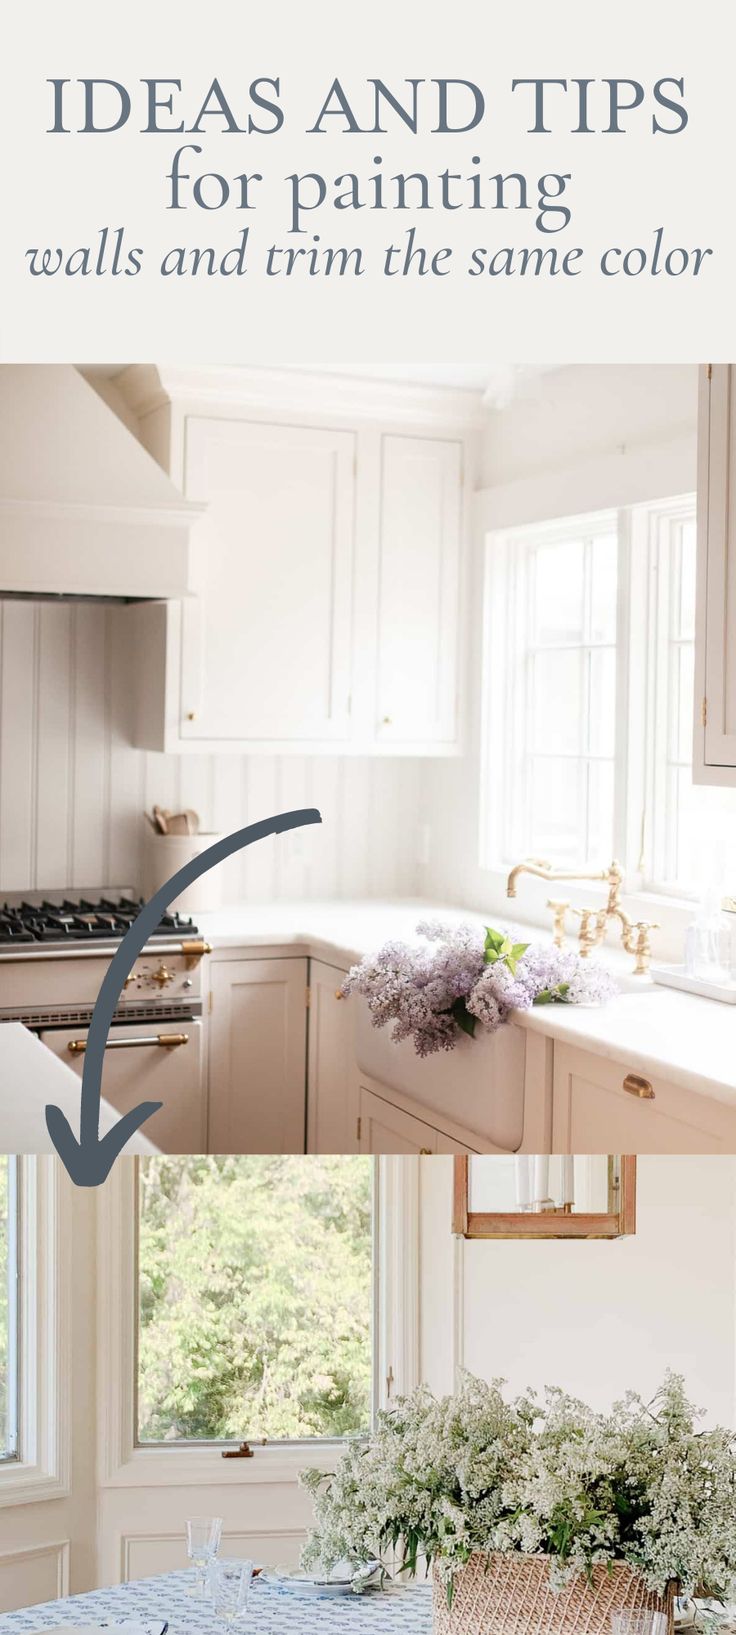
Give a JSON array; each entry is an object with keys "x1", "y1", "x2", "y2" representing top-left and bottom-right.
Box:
[
  {"x1": 694, "y1": 363, "x2": 736, "y2": 782},
  {"x1": 117, "y1": 367, "x2": 473, "y2": 756},
  {"x1": 40, "y1": 1019, "x2": 206, "y2": 1154},
  {"x1": 356, "y1": 1077, "x2": 506, "y2": 1155},
  {"x1": 130, "y1": 417, "x2": 355, "y2": 750},
  {"x1": 374, "y1": 435, "x2": 462, "y2": 747},
  {"x1": 306, "y1": 960, "x2": 357, "y2": 1153},
  {"x1": 207, "y1": 957, "x2": 308, "y2": 1153},
  {"x1": 551, "y1": 1043, "x2": 736, "y2": 1153}
]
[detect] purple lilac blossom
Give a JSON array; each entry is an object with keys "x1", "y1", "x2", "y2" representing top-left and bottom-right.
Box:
[{"x1": 341, "y1": 923, "x2": 616, "y2": 1057}]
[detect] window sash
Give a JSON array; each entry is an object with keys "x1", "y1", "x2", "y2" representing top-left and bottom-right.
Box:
[
  {"x1": 486, "y1": 510, "x2": 623, "y2": 871},
  {"x1": 98, "y1": 1156, "x2": 418, "y2": 1484},
  {"x1": 643, "y1": 501, "x2": 700, "y2": 896},
  {"x1": 482, "y1": 496, "x2": 698, "y2": 896},
  {"x1": 132, "y1": 1158, "x2": 379, "y2": 1451}
]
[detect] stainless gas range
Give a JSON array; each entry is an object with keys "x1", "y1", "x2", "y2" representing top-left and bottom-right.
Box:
[{"x1": 0, "y1": 890, "x2": 211, "y2": 1152}]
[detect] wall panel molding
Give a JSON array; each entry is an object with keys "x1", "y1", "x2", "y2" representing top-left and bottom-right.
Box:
[{"x1": 0, "y1": 1539, "x2": 70, "y2": 1612}]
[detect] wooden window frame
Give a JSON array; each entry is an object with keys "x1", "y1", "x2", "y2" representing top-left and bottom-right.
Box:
[{"x1": 452, "y1": 1155, "x2": 637, "y2": 1240}]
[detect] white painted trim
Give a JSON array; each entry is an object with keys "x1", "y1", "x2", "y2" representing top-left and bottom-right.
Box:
[
  {"x1": 376, "y1": 1157, "x2": 420, "y2": 1407},
  {"x1": 97, "y1": 1156, "x2": 420, "y2": 1488},
  {"x1": 119, "y1": 1529, "x2": 304, "y2": 1581},
  {"x1": 0, "y1": 1159, "x2": 71, "y2": 1508},
  {"x1": 451, "y1": 1236, "x2": 465, "y2": 1386},
  {"x1": 0, "y1": 498, "x2": 201, "y2": 527},
  {"x1": 116, "y1": 365, "x2": 486, "y2": 431}
]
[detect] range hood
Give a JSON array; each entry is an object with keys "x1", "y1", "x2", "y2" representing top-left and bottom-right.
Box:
[{"x1": 0, "y1": 365, "x2": 201, "y2": 599}]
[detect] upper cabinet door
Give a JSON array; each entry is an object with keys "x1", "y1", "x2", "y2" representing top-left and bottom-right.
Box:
[
  {"x1": 695, "y1": 365, "x2": 736, "y2": 783},
  {"x1": 374, "y1": 435, "x2": 463, "y2": 746},
  {"x1": 181, "y1": 417, "x2": 355, "y2": 745}
]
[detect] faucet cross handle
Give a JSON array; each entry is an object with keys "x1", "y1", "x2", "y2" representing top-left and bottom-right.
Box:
[{"x1": 546, "y1": 898, "x2": 569, "y2": 949}]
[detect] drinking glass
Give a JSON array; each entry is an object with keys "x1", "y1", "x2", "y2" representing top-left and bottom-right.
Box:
[
  {"x1": 185, "y1": 1516, "x2": 223, "y2": 1597},
  {"x1": 209, "y1": 1558, "x2": 255, "y2": 1623},
  {"x1": 610, "y1": 1614, "x2": 669, "y2": 1635}
]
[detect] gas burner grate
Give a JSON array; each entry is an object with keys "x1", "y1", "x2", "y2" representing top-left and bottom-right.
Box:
[{"x1": 0, "y1": 896, "x2": 200, "y2": 946}]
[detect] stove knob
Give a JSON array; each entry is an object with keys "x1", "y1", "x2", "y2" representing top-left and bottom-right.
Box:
[{"x1": 151, "y1": 963, "x2": 173, "y2": 988}]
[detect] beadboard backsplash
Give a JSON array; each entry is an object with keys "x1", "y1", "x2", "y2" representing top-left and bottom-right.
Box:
[{"x1": 0, "y1": 600, "x2": 421, "y2": 901}]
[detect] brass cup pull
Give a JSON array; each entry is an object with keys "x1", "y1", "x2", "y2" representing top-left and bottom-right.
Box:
[
  {"x1": 622, "y1": 1072, "x2": 655, "y2": 1099},
  {"x1": 419, "y1": 1147, "x2": 433, "y2": 1155}
]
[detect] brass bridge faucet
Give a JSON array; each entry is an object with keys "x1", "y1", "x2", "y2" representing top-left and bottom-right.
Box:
[{"x1": 506, "y1": 858, "x2": 659, "y2": 976}]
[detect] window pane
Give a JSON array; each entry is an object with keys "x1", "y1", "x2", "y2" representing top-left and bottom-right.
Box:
[
  {"x1": 528, "y1": 756, "x2": 584, "y2": 862},
  {"x1": 137, "y1": 1156, "x2": 374, "y2": 1444},
  {"x1": 533, "y1": 540, "x2": 584, "y2": 644},
  {"x1": 531, "y1": 650, "x2": 583, "y2": 754},
  {"x1": 678, "y1": 520, "x2": 697, "y2": 641},
  {"x1": 589, "y1": 533, "x2": 619, "y2": 644},
  {"x1": 0, "y1": 1156, "x2": 19, "y2": 1462},
  {"x1": 588, "y1": 648, "x2": 617, "y2": 759},
  {"x1": 586, "y1": 759, "x2": 615, "y2": 863},
  {"x1": 676, "y1": 644, "x2": 695, "y2": 762}
]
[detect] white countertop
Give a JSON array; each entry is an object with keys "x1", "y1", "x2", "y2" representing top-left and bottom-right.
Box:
[
  {"x1": 197, "y1": 899, "x2": 736, "y2": 1103},
  {"x1": 0, "y1": 1023, "x2": 159, "y2": 1155}
]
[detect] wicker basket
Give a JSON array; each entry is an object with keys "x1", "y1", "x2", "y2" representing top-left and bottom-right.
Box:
[{"x1": 432, "y1": 1554, "x2": 675, "y2": 1635}]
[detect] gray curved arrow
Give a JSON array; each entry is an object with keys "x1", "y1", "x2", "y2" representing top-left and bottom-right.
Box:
[{"x1": 45, "y1": 807, "x2": 322, "y2": 1185}]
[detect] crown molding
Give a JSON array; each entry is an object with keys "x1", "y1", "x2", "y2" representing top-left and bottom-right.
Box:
[{"x1": 115, "y1": 364, "x2": 486, "y2": 431}]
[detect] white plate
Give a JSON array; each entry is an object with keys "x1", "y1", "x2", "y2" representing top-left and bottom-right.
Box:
[
  {"x1": 269, "y1": 1577, "x2": 356, "y2": 1598},
  {"x1": 267, "y1": 1567, "x2": 381, "y2": 1599}
]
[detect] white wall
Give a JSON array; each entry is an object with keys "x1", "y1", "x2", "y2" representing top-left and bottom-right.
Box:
[
  {"x1": 420, "y1": 1155, "x2": 736, "y2": 1429},
  {"x1": 479, "y1": 364, "x2": 697, "y2": 493},
  {"x1": 0, "y1": 599, "x2": 421, "y2": 902}
]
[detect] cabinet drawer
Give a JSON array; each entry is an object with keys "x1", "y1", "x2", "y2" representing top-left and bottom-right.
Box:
[{"x1": 552, "y1": 1044, "x2": 736, "y2": 1153}]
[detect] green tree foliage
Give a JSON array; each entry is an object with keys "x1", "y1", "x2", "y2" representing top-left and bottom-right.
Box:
[{"x1": 137, "y1": 1156, "x2": 373, "y2": 1445}]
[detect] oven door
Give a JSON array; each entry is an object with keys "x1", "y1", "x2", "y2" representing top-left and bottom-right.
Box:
[{"x1": 38, "y1": 1019, "x2": 206, "y2": 1154}]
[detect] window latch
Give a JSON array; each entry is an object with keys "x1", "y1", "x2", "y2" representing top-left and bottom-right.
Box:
[{"x1": 221, "y1": 1440, "x2": 259, "y2": 1459}]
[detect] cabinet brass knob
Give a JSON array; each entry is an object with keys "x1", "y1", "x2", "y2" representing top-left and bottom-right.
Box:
[
  {"x1": 186, "y1": 711, "x2": 197, "y2": 722},
  {"x1": 334, "y1": 989, "x2": 345, "y2": 1000},
  {"x1": 622, "y1": 1072, "x2": 655, "y2": 1099},
  {"x1": 381, "y1": 715, "x2": 392, "y2": 726}
]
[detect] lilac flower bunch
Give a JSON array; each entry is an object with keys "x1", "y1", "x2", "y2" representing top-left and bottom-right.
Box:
[{"x1": 340, "y1": 920, "x2": 617, "y2": 1057}]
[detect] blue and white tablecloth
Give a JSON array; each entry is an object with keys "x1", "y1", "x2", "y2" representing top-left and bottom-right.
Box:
[{"x1": 0, "y1": 1569, "x2": 432, "y2": 1635}]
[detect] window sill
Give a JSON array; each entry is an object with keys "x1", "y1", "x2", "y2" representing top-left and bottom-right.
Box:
[
  {"x1": 99, "y1": 1439, "x2": 350, "y2": 1489},
  {"x1": 0, "y1": 1460, "x2": 69, "y2": 1509}
]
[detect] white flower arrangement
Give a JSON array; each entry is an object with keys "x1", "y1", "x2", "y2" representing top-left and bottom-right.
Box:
[{"x1": 301, "y1": 1372, "x2": 736, "y2": 1618}]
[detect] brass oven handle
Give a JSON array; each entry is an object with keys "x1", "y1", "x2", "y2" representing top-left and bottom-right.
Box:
[
  {"x1": 68, "y1": 1032, "x2": 190, "y2": 1055},
  {"x1": 622, "y1": 1072, "x2": 655, "y2": 1099}
]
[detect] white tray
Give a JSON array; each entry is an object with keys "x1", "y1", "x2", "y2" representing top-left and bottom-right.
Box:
[{"x1": 651, "y1": 962, "x2": 736, "y2": 1004}]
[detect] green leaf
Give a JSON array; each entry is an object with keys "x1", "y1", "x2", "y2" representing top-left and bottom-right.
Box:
[
  {"x1": 483, "y1": 926, "x2": 507, "y2": 963},
  {"x1": 451, "y1": 998, "x2": 477, "y2": 1038}
]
